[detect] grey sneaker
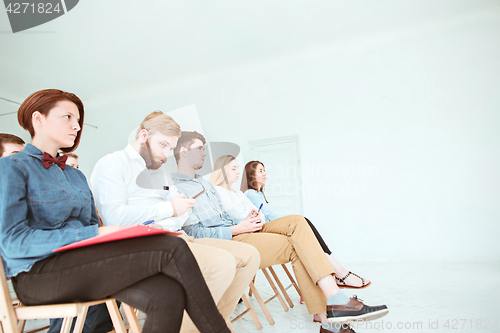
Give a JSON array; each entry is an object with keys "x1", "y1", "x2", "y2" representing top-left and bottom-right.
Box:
[{"x1": 326, "y1": 295, "x2": 388, "y2": 323}]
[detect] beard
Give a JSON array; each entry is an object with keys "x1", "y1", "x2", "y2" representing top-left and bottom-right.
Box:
[{"x1": 139, "y1": 140, "x2": 163, "y2": 170}]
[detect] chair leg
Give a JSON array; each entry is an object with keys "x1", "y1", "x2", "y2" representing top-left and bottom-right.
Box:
[
  {"x1": 281, "y1": 264, "x2": 302, "y2": 297},
  {"x1": 72, "y1": 305, "x2": 89, "y2": 333},
  {"x1": 248, "y1": 276, "x2": 256, "y2": 297},
  {"x1": 230, "y1": 294, "x2": 263, "y2": 330},
  {"x1": 122, "y1": 303, "x2": 142, "y2": 333},
  {"x1": 268, "y1": 266, "x2": 294, "y2": 308},
  {"x1": 241, "y1": 294, "x2": 263, "y2": 330},
  {"x1": 60, "y1": 317, "x2": 74, "y2": 333},
  {"x1": 17, "y1": 319, "x2": 27, "y2": 332},
  {"x1": 261, "y1": 268, "x2": 289, "y2": 312},
  {"x1": 248, "y1": 282, "x2": 274, "y2": 326},
  {"x1": 106, "y1": 300, "x2": 127, "y2": 333},
  {"x1": 226, "y1": 319, "x2": 236, "y2": 333}
]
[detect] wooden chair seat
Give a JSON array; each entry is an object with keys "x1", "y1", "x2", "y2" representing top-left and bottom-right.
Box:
[{"x1": 1, "y1": 256, "x2": 140, "y2": 333}]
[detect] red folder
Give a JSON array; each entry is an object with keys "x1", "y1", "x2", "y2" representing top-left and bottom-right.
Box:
[{"x1": 53, "y1": 225, "x2": 182, "y2": 252}]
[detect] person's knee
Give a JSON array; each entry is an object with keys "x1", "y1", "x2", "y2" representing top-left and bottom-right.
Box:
[
  {"x1": 293, "y1": 215, "x2": 307, "y2": 223},
  {"x1": 233, "y1": 242, "x2": 260, "y2": 271},
  {"x1": 169, "y1": 234, "x2": 188, "y2": 248},
  {"x1": 149, "y1": 234, "x2": 189, "y2": 255},
  {"x1": 286, "y1": 215, "x2": 307, "y2": 229},
  {"x1": 196, "y1": 246, "x2": 236, "y2": 282},
  {"x1": 168, "y1": 235, "x2": 194, "y2": 258}
]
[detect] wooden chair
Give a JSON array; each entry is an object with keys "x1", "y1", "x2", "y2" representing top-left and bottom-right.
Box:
[
  {"x1": 260, "y1": 267, "x2": 290, "y2": 311},
  {"x1": 121, "y1": 305, "x2": 142, "y2": 333},
  {"x1": 268, "y1": 264, "x2": 301, "y2": 308},
  {"x1": 230, "y1": 282, "x2": 275, "y2": 330},
  {"x1": 0, "y1": 257, "x2": 136, "y2": 333},
  {"x1": 246, "y1": 264, "x2": 302, "y2": 324},
  {"x1": 12, "y1": 295, "x2": 49, "y2": 333}
]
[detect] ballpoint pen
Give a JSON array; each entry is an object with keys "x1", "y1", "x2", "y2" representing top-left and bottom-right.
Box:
[{"x1": 141, "y1": 220, "x2": 155, "y2": 226}]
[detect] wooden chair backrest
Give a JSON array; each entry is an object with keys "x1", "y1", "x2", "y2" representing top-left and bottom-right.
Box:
[{"x1": 0, "y1": 256, "x2": 22, "y2": 333}]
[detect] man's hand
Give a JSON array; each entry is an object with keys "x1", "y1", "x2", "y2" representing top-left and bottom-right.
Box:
[
  {"x1": 98, "y1": 225, "x2": 124, "y2": 236},
  {"x1": 231, "y1": 217, "x2": 262, "y2": 236},
  {"x1": 170, "y1": 194, "x2": 196, "y2": 217}
]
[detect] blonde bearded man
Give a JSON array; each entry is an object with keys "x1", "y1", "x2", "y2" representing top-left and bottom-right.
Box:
[{"x1": 90, "y1": 112, "x2": 260, "y2": 333}]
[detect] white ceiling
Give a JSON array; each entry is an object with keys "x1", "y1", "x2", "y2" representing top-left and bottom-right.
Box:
[{"x1": 0, "y1": 0, "x2": 499, "y2": 107}]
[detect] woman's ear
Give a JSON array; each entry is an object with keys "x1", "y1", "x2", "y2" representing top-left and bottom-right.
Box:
[{"x1": 32, "y1": 111, "x2": 44, "y2": 130}]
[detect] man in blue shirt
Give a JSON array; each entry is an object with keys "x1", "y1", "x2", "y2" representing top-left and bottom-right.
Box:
[{"x1": 173, "y1": 131, "x2": 389, "y2": 329}]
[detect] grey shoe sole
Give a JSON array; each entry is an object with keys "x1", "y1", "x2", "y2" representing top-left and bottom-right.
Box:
[{"x1": 327, "y1": 308, "x2": 389, "y2": 323}]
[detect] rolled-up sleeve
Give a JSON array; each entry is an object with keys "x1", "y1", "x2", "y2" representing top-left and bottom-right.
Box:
[
  {"x1": 183, "y1": 222, "x2": 233, "y2": 240},
  {"x1": 181, "y1": 210, "x2": 234, "y2": 240}
]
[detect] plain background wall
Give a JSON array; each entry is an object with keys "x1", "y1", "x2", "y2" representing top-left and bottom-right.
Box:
[{"x1": 1, "y1": 1, "x2": 499, "y2": 261}]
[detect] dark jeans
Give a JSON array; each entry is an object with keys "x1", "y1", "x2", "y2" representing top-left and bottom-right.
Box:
[
  {"x1": 48, "y1": 303, "x2": 117, "y2": 333},
  {"x1": 304, "y1": 217, "x2": 332, "y2": 255},
  {"x1": 12, "y1": 235, "x2": 229, "y2": 333}
]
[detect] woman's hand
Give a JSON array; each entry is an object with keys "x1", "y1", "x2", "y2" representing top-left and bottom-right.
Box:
[
  {"x1": 98, "y1": 226, "x2": 124, "y2": 236},
  {"x1": 231, "y1": 217, "x2": 262, "y2": 236},
  {"x1": 244, "y1": 208, "x2": 265, "y2": 224},
  {"x1": 245, "y1": 208, "x2": 259, "y2": 220}
]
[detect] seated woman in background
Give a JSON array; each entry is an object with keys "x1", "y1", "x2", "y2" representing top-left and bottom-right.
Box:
[
  {"x1": 210, "y1": 155, "x2": 371, "y2": 323},
  {"x1": 0, "y1": 89, "x2": 229, "y2": 333},
  {"x1": 241, "y1": 159, "x2": 370, "y2": 289}
]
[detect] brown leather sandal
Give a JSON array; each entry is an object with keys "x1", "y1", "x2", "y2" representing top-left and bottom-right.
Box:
[{"x1": 335, "y1": 271, "x2": 371, "y2": 289}]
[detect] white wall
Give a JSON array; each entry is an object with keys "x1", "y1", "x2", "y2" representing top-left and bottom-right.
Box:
[{"x1": 1, "y1": 1, "x2": 498, "y2": 261}]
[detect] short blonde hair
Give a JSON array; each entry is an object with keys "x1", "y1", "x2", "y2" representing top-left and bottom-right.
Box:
[
  {"x1": 209, "y1": 155, "x2": 236, "y2": 187},
  {"x1": 136, "y1": 111, "x2": 181, "y2": 139},
  {"x1": 62, "y1": 152, "x2": 78, "y2": 159}
]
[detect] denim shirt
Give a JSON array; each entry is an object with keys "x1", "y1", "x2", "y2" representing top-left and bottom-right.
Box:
[
  {"x1": 0, "y1": 144, "x2": 99, "y2": 278},
  {"x1": 245, "y1": 189, "x2": 283, "y2": 222},
  {"x1": 171, "y1": 173, "x2": 241, "y2": 240}
]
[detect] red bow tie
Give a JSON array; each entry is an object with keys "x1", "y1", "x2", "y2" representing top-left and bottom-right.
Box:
[{"x1": 41, "y1": 152, "x2": 68, "y2": 170}]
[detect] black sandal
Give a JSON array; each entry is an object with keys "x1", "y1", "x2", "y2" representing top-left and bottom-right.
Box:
[{"x1": 335, "y1": 271, "x2": 371, "y2": 289}]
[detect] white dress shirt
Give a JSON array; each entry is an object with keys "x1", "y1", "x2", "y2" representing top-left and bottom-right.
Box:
[
  {"x1": 90, "y1": 144, "x2": 187, "y2": 231},
  {"x1": 215, "y1": 186, "x2": 266, "y2": 223}
]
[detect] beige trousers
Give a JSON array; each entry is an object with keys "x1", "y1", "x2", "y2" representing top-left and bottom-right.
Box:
[
  {"x1": 178, "y1": 235, "x2": 260, "y2": 333},
  {"x1": 233, "y1": 215, "x2": 335, "y2": 315}
]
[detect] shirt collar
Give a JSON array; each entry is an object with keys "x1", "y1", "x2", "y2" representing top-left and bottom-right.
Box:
[
  {"x1": 22, "y1": 144, "x2": 67, "y2": 161},
  {"x1": 171, "y1": 172, "x2": 202, "y2": 182},
  {"x1": 124, "y1": 144, "x2": 146, "y2": 168},
  {"x1": 22, "y1": 144, "x2": 43, "y2": 159}
]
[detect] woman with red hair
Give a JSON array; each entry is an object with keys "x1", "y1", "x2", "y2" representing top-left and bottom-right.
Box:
[{"x1": 0, "y1": 89, "x2": 229, "y2": 333}]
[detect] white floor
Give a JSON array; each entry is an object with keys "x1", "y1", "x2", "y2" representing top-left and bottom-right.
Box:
[
  {"x1": 232, "y1": 260, "x2": 500, "y2": 333},
  {"x1": 18, "y1": 260, "x2": 500, "y2": 333}
]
